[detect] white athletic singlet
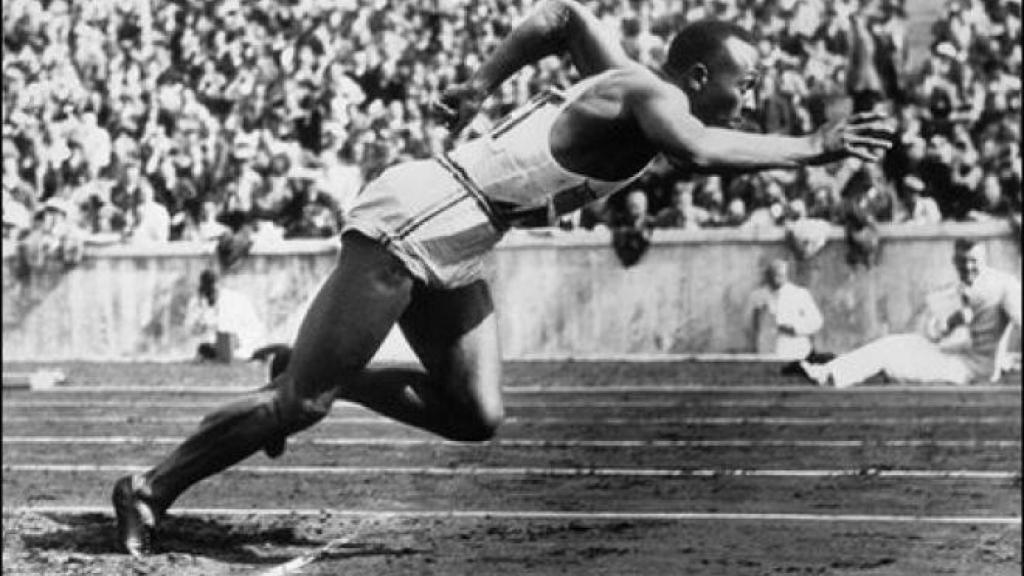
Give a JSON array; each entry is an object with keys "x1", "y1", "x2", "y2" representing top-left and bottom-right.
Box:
[{"x1": 444, "y1": 71, "x2": 649, "y2": 227}]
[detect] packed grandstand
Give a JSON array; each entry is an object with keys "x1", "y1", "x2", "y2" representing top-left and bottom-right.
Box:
[{"x1": 2, "y1": 0, "x2": 1020, "y2": 259}]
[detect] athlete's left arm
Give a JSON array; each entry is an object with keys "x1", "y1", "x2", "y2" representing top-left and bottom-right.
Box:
[{"x1": 433, "y1": 0, "x2": 633, "y2": 133}]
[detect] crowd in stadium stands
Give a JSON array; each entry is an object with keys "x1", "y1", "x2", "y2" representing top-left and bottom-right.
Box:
[{"x1": 2, "y1": 0, "x2": 1021, "y2": 266}]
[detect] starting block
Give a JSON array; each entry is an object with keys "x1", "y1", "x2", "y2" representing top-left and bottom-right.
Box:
[{"x1": 2, "y1": 370, "x2": 67, "y2": 391}]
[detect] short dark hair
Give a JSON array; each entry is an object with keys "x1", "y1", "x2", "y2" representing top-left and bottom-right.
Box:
[
  {"x1": 665, "y1": 19, "x2": 755, "y2": 75},
  {"x1": 953, "y1": 238, "x2": 980, "y2": 253}
]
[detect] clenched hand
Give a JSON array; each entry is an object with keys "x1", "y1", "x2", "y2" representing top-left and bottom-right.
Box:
[{"x1": 430, "y1": 82, "x2": 488, "y2": 136}]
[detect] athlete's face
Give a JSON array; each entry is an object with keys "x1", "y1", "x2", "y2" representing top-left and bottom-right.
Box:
[
  {"x1": 953, "y1": 244, "x2": 986, "y2": 285},
  {"x1": 690, "y1": 37, "x2": 760, "y2": 128}
]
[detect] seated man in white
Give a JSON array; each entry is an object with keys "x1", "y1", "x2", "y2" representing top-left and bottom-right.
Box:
[
  {"x1": 800, "y1": 238, "x2": 1021, "y2": 387},
  {"x1": 750, "y1": 258, "x2": 825, "y2": 361},
  {"x1": 191, "y1": 269, "x2": 266, "y2": 362}
]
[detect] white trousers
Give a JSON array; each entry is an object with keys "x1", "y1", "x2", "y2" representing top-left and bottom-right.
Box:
[{"x1": 826, "y1": 334, "x2": 979, "y2": 387}]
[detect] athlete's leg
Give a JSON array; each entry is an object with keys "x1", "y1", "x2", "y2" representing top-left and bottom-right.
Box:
[
  {"x1": 337, "y1": 279, "x2": 504, "y2": 441},
  {"x1": 232, "y1": 281, "x2": 502, "y2": 441},
  {"x1": 114, "y1": 233, "x2": 414, "y2": 555}
]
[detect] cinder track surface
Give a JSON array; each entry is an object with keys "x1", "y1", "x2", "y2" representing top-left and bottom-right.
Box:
[{"x1": 3, "y1": 361, "x2": 1021, "y2": 575}]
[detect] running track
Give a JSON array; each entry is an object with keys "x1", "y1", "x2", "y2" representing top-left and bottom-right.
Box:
[{"x1": 3, "y1": 361, "x2": 1021, "y2": 575}]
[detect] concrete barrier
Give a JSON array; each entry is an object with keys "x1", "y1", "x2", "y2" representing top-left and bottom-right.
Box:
[{"x1": 2, "y1": 222, "x2": 1019, "y2": 361}]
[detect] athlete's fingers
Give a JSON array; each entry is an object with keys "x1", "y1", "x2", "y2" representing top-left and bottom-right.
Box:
[
  {"x1": 849, "y1": 110, "x2": 887, "y2": 124},
  {"x1": 844, "y1": 134, "x2": 892, "y2": 149},
  {"x1": 846, "y1": 144, "x2": 882, "y2": 163},
  {"x1": 848, "y1": 124, "x2": 896, "y2": 144},
  {"x1": 850, "y1": 120, "x2": 895, "y2": 133},
  {"x1": 847, "y1": 120, "x2": 895, "y2": 137}
]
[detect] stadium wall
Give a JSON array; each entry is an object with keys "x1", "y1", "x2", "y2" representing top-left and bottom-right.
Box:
[{"x1": 2, "y1": 222, "x2": 1019, "y2": 362}]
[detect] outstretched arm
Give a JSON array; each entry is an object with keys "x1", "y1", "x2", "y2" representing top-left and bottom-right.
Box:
[
  {"x1": 629, "y1": 81, "x2": 894, "y2": 171},
  {"x1": 434, "y1": 0, "x2": 633, "y2": 132}
]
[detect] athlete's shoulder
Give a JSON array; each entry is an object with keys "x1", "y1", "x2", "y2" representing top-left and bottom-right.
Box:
[
  {"x1": 594, "y1": 65, "x2": 669, "y2": 88},
  {"x1": 608, "y1": 67, "x2": 691, "y2": 109}
]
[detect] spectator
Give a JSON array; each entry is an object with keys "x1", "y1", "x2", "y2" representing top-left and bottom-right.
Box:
[
  {"x1": 654, "y1": 180, "x2": 708, "y2": 229},
  {"x1": 900, "y1": 175, "x2": 942, "y2": 224},
  {"x1": 918, "y1": 133, "x2": 963, "y2": 219},
  {"x1": 0, "y1": 0, "x2": 1018, "y2": 245},
  {"x1": 37, "y1": 197, "x2": 84, "y2": 266},
  {"x1": 801, "y1": 238, "x2": 1021, "y2": 386},
  {"x1": 3, "y1": 145, "x2": 35, "y2": 215},
  {"x1": 723, "y1": 196, "x2": 748, "y2": 226},
  {"x1": 252, "y1": 152, "x2": 294, "y2": 223},
  {"x1": 128, "y1": 179, "x2": 170, "y2": 243},
  {"x1": 611, "y1": 189, "x2": 656, "y2": 267},
  {"x1": 179, "y1": 200, "x2": 229, "y2": 243},
  {"x1": 189, "y1": 269, "x2": 266, "y2": 363},
  {"x1": 15, "y1": 210, "x2": 50, "y2": 279},
  {"x1": 749, "y1": 258, "x2": 825, "y2": 361},
  {"x1": 2, "y1": 199, "x2": 31, "y2": 243}
]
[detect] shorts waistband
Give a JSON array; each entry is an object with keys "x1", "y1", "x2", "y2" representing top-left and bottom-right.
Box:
[{"x1": 435, "y1": 154, "x2": 559, "y2": 230}]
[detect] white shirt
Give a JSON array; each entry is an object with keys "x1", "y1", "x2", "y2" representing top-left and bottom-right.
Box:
[
  {"x1": 925, "y1": 267, "x2": 1022, "y2": 379},
  {"x1": 194, "y1": 288, "x2": 266, "y2": 359},
  {"x1": 964, "y1": 269, "x2": 1022, "y2": 358},
  {"x1": 906, "y1": 196, "x2": 942, "y2": 225},
  {"x1": 131, "y1": 201, "x2": 170, "y2": 243},
  {"x1": 751, "y1": 282, "x2": 825, "y2": 360}
]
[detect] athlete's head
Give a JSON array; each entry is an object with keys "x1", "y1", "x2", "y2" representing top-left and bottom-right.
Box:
[
  {"x1": 664, "y1": 20, "x2": 759, "y2": 128},
  {"x1": 953, "y1": 238, "x2": 987, "y2": 285}
]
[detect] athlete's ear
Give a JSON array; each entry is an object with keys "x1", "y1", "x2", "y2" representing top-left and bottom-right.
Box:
[{"x1": 684, "y1": 63, "x2": 710, "y2": 92}]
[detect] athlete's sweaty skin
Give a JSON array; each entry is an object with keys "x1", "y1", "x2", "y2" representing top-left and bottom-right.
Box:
[
  {"x1": 434, "y1": 0, "x2": 892, "y2": 180},
  {"x1": 114, "y1": 0, "x2": 894, "y2": 558}
]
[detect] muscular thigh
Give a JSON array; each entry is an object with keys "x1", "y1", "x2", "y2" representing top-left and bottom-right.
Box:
[
  {"x1": 287, "y1": 232, "x2": 415, "y2": 401},
  {"x1": 399, "y1": 279, "x2": 502, "y2": 412}
]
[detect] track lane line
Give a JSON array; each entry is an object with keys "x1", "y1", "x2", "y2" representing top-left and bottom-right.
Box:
[
  {"x1": 3, "y1": 436, "x2": 1021, "y2": 448},
  {"x1": 6, "y1": 384, "x2": 1019, "y2": 394},
  {"x1": 5, "y1": 505, "x2": 1020, "y2": 525},
  {"x1": 5, "y1": 398, "x2": 1019, "y2": 409},
  {"x1": 2, "y1": 415, "x2": 1017, "y2": 425},
  {"x1": 4, "y1": 463, "x2": 1019, "y2": 479}
]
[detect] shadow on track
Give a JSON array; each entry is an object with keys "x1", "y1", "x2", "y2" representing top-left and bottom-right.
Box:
[{"x1": 20, "y1": 513, "x2": 422, "y2": 565}]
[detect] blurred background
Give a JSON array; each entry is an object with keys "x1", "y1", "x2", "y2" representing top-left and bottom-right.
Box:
[{"x1": 2, "y1": 0, "x2": 1020, "y2": 249}]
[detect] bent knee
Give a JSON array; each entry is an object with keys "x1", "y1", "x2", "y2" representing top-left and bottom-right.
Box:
[{"x1": 274, "y1": 388, "x2": 335, "y2": 435}]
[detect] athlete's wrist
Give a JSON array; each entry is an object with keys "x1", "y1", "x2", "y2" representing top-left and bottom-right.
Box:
[{"x1": 805, "y1": 132, "x2": 837, "y2": 165}]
